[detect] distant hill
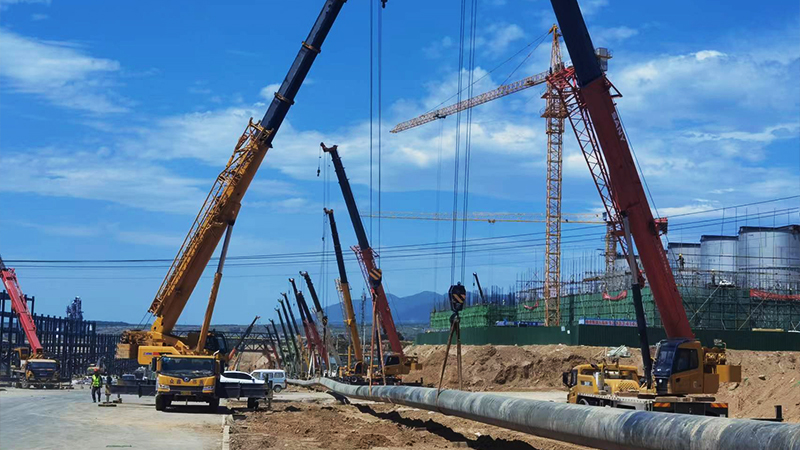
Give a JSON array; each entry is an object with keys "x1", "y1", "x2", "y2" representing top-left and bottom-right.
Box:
[{"x1": 323, "y1": 290, "x2": 443, "y2": 325}]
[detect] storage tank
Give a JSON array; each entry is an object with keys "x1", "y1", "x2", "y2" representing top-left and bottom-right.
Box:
[
  {"x1": 737, "y1": 225, "x2": 800, "y2": 290},
  {"x1": 700, "y1": 235, "x2": 738, "y2": 286}
]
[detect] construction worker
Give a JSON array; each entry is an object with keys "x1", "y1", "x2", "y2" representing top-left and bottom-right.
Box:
[
  {"x1": 104, "y1": 374, "x2": 113, "y2": 403},
  {"x1": 91, "y1": 369, "x2": 103, "y2": 403}
]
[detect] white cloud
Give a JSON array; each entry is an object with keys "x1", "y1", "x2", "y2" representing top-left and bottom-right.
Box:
[
  {"x1": 593, "y1": 26, "x2": 638, "y2": 45},
  {"x1": 31, "y1": 13, "x2": 48, "y2": 20},
  {"x1": 259, "y1": 83, "x2": 282, "y2": 100},
  {"x1": 0, "y1": 0, "x2": 50, "y2": 9},
  {"x1": 0, "y1": 147, "x2": 207, "y2": 214},
  {"x1": 0, "y1": 28, "x2": 126, "y2": 113},
  {"x1": 423, "y1": 36, "x2": 453, "y2": 59},
  {"x1": 579, "y1": 0, "x2": 608, "y2": 16},
  {"x1": 479, "y1": 23, "x2": 525, "y2": 55}
]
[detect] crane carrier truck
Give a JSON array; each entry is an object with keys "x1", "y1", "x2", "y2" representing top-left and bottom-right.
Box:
[{"x1": 549, "y1": 0, "x2": 741, "y2": 416}]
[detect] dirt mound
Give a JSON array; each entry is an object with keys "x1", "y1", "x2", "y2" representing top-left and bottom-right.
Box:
[
  {"x1": 405, "y1": 344, "x2": 800, "y2": 421},
  {"x1": 233, "y1": 352, "x2": 275, "y2": 373},
  {"x1": 405, "y1": 344, "x2": 642, "y2": 391},
  {"x1": 714, "y1": 349, "x2": 800, "y2": 421}
]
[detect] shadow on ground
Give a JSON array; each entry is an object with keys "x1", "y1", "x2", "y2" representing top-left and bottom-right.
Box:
[{"x1": 354, "y1": 404, "x2": 539, "y2": 450}]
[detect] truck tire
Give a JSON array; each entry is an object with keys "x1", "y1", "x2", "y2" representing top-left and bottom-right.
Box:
[
  {"x1": 155, "y1": 394, "x2": 166, "y2": 411},
  {"x1": 273, "y1": 385, "x2": 282, "y2": 394},
  {"x1": 247, "y1": 398, "x2": 258, "y2": 409},
  {"x1": 208, "y1": 398, "x2": 220, "y2": 410}
]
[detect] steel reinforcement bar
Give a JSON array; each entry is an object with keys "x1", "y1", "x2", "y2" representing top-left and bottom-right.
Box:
[{"x1": 290, "y1": 378, "x2": 800, "y2": 450}]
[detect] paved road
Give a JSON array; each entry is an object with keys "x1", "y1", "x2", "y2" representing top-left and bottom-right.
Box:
[{"x1": 0, "y1": 387, "x2": 224, "y2": 450}]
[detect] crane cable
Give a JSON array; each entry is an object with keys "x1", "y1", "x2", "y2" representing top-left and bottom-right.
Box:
[
  {"x1": 450, "y1": 0, "x2": 469, "y2": 285},
  {"x1": 460, "y1": 0, "x2": 478, "y2": 283}
]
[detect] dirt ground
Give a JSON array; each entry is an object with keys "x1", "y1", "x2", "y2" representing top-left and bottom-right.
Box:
[
  {"x1": 236, "y1": 343, "x2": 800, "y2": 423},
  {"x1": 405, "y1": 344, "x2": 800, "y2": 421},
  {"x1": 230, "y1": 399, "x2": 589, "y2": 450}
]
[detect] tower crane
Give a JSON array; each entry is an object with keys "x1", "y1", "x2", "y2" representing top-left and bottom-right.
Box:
[
  {"x1": 0, "y1": 255, "x2": 61, "y2": 388},
  {"x1": 322, "y1": 143, "x2": 422, "y2": 380},
  {"x1": 391, "y1": 28, "x2": 568, "y2": 325},
  {"x1": 114, "y1": 0, "x2": 347, "y2": 411}
]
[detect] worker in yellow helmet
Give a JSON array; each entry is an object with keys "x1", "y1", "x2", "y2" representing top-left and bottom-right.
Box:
[{"x1": 91, "y1": 368, "x2": 103, "y2": 403}]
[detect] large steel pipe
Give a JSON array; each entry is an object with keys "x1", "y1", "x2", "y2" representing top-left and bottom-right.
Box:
[{"x1": 290, "y1": 378, "x2": 800, "y2": 450}]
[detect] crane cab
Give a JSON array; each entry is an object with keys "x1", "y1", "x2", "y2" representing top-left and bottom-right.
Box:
[{"x1": 653, "y1": 339, "x2": 741, "y2": 396}]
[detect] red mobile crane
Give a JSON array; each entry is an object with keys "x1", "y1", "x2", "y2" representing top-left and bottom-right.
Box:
[
  {"x1": 552, "y1": 0, "x2": 741, "y2": 416},
  {"x1": 322, "y1": 143, "x2": 421, "y2": 380},
  {"x1": 289, "y1": 278, "x2": 329, "y2": 373},
  {"x1": 0, "y1": 255, "x2": 61, "y2": 388}
]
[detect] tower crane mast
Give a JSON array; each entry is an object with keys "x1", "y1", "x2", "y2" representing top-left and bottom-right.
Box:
[{"x1": 391, "y1": 29, "x2": 567, "y2": 325}]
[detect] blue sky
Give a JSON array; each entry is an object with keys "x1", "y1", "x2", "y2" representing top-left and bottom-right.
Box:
[{"x1": 1, "y1": 0, "x2": 798, "y2": 326}]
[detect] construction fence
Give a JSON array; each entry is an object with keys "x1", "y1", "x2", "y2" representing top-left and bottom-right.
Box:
[{"x1": 430, "y1": 286, "x2": 800, "y2": 332}]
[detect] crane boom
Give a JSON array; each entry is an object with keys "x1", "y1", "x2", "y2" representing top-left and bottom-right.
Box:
[
  {"x1": 548, "y1": 0, "x2": 693, "y2": 339},
  {"x1": 0, "y1": 255, "x2": 43, "y2": 355},
  {"x1": 300, "y1": 271, "x2": 343, "y2": 368},
  {"x1": 390, "y1": 69, "x2": 550, "y2": 133},
  {"x1": 324, "y1": 208, "x2": 363, "y2": 363},
  {"x1": 144, "y1": 0, "x2": 347, "y2": 336},
  {"x1": 322, "y1": 143, "x2": 406, "y2": 359},
  {"x1": 290, "y1": 278, "x2": 329, "y2": 369}
]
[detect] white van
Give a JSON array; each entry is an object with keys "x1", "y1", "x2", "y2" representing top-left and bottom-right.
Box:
[{"x1": 251, "y1": 369, "x2": 286, "y2": 393}]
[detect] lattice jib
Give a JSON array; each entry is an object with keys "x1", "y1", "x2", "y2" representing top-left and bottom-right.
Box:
[{"x1": 149, "y1": 119, "x2": 271, "y2": 314}]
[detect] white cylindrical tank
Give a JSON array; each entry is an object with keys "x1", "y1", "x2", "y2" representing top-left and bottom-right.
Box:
[
  {"x1": 737, "y1": 225, "x2": 800, "y2": 290},
  {"x1": 700, "y1": 235, "x2": 738, "y2": 286}
]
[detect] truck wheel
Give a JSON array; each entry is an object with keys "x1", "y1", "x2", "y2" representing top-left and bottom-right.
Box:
[
  {"x1": 208, "y1": 398, "x2": 220, "y2": 410},
  {"x1": 21, "y1": 380, "x2": 29, "y2": 389},
  {"x1": 273, "y1": 385, "x2": 282, "y2": 394},
  {"x1": 155, "y1": 394, "x2": 166, "y2": 411},
  {"x1": 247, "y1": 398, "x2": 258, "y2": 410}
]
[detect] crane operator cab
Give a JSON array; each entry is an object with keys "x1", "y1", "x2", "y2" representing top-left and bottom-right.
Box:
[{"x1": 653, "y1": 338, "x2": 741, "y2": 395}]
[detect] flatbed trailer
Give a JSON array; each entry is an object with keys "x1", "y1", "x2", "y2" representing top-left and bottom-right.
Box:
[{"x1": 575, "y1": 392, "x2": 729, "y2": 417}]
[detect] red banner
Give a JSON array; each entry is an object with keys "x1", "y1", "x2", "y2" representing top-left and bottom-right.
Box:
[
  {"x1": 750, "y1": 289, "x2": 800, "y2": 301},
  {"x1": 522, "y1": 300, "x2": 540, "y2": 310},
  {"x1": 602, "y1": 290, "x2": 628, "y2": 301}
]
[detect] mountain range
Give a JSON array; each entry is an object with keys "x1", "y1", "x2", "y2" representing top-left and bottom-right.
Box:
[{"x1": 322, "y1": 290, "x2": 444, "y2": 325}]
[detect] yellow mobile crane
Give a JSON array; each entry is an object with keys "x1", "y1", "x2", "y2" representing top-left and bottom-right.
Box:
[{"x1": 114, "y1": 0, "x2": 348, "y2": 411}]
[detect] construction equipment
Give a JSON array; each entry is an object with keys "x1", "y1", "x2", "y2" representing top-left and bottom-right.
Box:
[
  {"x1": 322, "y1": 143, "x2": 421, "y2": 382},
  {"x1": 391, "y1": 27, "x2": 567, "y2": 326},
  {"x1": 325, "y1": 208, "x2": 365, "y2": 378},
  {"x1": 114, "y1": 0, "x2": 346, "y2": 410},
  {"x1": 290, "y1": 277, "x2": 329, "y2": 373},
  {"x1": 227, "y1": 316, "x2": 260, "y2": 371},
  {"x1": 472, "y1": 272, "x2": 485, "y2": 303},
  {"x1": 300, "y1": 271, "x2": 343, "y2": 372},
  {"x1": 275, "y1": 303, "x2": 301, "y2": 376},
  {"x1": 0, "y1": 255, "x2": 62, "y2": 389},
  {"x1": 551, "y1": 0, "x2": 740, "y2": 416}
]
